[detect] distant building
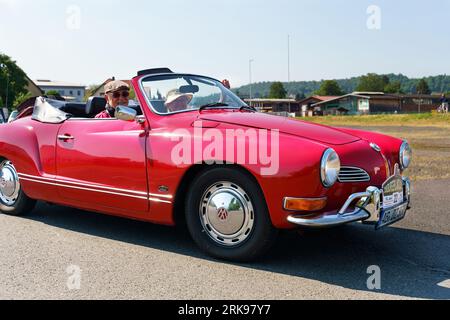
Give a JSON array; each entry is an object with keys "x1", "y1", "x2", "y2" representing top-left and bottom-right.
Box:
[
  {"x1": 297, "y1": 96, "x2": 340, "y2": 116},
  {"x1": 312, "y1": 93, "x2": 375, "y2": 115},
  {"x1": 397, "y1": 94, "x2": 443, "y2": 113},
  {"x1": 245, "y1": 92, "x2": 443, "y2": 117},
  {"x1": 311, "y1": 92, "x2": 442, "y2": 115},
  {"x1": 35, "y1": 80, "x2": 86, "y2": 102},
  {"x1": 244, "y1": 98, "x2": 300, "y2": 115},
  {"x1": 245, "y1": 96, "x2": 339, "y2": 116}
]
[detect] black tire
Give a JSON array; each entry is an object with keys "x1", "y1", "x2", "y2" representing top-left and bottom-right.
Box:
[
  {"x1": 185, "y1": 167, "x2": 278, "y2": 262},
  {"x1": 0, "y1": 160, "x2": 36, "y2": 216}
]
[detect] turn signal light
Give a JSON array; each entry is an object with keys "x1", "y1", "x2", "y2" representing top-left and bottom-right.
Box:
[{"x1": 283, "y1": 197, "x2": 327, "y2": 212}]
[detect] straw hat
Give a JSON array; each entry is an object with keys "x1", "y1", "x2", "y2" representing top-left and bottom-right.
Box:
[{"x1": 165, "y1": 89, "x2": 193, "y2": 105}]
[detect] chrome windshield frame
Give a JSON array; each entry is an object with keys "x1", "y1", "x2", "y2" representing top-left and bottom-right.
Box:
[{"x1": 138, "y1": 73, "x2": 246, "y2": 117}]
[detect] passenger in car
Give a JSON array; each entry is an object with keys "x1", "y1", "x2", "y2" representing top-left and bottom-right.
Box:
[
  {"x1": 95, "y1": 80, "x2": 130, "y2": 118},
  {"x1": 165, "y1": 89, "x2": 194, "y2": 113}
]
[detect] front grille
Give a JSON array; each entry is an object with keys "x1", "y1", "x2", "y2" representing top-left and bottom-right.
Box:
[{"x1": 338, "y1": 167, "x2": 371, "y2": 183}]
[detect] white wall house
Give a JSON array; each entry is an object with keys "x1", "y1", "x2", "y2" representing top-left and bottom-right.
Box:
[{"x1": 35, "y1": 80, "x2": 86, "y2": 102}]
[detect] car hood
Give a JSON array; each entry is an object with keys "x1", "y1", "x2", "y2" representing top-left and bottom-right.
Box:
[{"x1": 199, "y1": 111, "x2": 361, "y2": 145}]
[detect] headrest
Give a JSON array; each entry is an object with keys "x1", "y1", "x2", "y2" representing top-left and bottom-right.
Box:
[{"x1": 86, "y1": 97, "x2": 107, "y2": 117}]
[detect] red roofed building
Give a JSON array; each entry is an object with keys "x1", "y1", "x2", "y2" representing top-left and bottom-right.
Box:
[{"x1": 297, "y1": 96, "x2": 340, "y2": 116}]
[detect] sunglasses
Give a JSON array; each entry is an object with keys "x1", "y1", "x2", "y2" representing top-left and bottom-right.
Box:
[{"x1": 111, "y1": 91, "x2": 130, "y2": 99}]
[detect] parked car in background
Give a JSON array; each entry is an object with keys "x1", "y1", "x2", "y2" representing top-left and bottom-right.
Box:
[
  {"x1": 7, "y1": 110, "x2": 18, "y2": 123},
  {"x1": 0, "y1": 68, "x2": 412, "y2": 261}
]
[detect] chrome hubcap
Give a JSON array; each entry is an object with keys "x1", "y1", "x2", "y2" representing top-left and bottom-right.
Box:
[
  {"x1": 200, "y1": 182, "x2": 255, "y2": 247},
  {"x1": 0, "y1": 161, "x2": 20, "y2": 206}
]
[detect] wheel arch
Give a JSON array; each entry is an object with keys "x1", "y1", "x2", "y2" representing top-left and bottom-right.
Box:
[
  {"x1": 172, "y1": 163, "x2": 268, "y2": 227},
  {"x1": 0, "y1": 124, "x2": 43, "y2": 176}
]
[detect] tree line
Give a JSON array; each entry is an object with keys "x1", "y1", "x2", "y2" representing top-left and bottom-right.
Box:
[{"x1": 236, "y1": 73, "x2": 450, "y2": 99}]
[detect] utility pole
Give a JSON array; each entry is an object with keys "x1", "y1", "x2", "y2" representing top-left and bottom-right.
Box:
[
  {"x1": 249, "y1": 59, "x2": 254, "y2": 107},
  {"x1": 287, "y1": 35, "x2": 291, "y2": 113},
  {"x1": 288, "y1": 35, "x2": 291, "y2": 84}
]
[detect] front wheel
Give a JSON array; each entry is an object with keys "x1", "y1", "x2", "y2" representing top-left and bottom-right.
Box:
[
  {"x1": 185, "y1": 168, "x2": 278, "y2": 262},
  {"x1": 0, "y1": 160, "x2": 36, "y2": 216}
]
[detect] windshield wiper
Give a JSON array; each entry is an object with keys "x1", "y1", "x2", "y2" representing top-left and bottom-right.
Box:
[
  {"x1": 239, "y1": 105, "x2": 257, "y2": 112},
  {"x1": 198, "y1": 103, "x2": 230, "y2": 112}
]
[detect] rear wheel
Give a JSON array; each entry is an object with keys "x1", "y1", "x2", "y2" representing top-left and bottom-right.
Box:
[
  {"x1": 0, "y1": 160, "x2": 36, "y2": 216},
  {"x1": 185, "y1": 168, "x2": 278, "y2": 262}
]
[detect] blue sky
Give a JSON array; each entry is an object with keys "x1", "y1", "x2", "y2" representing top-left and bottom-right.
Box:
[{"x1": 1, "y1": 0, "x2": 449, "y2": 86}]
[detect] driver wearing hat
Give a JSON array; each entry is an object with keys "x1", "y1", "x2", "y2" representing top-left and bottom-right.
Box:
[{"x1": 95, "y1": 80, "x2": 130, "y2": 118}]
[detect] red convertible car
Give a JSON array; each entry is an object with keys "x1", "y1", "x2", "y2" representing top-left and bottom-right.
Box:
[{"x1": 0, "y1": 68, "x2": 412, "y2": 261}]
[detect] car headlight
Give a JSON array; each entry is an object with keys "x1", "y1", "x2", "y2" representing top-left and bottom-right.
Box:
[
  {"x1": 399, "y1": 141, "x2": 412, "y2": 169},
  {"x1": 321, "y1": 149, "x2": 341, "y2": 188}
]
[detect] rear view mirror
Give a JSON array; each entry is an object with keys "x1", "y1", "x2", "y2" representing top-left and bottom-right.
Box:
[
  {"x1": 115, "y1": 106, "x2": 137, "y2": 122},
  {"x1": 179, "y1": 85, "x2": 199, "y2": 94}
]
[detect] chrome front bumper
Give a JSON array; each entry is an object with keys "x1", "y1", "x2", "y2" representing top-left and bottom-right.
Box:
[{"x1": 287, "y1": 177, "x2": 411, "y2": 228}]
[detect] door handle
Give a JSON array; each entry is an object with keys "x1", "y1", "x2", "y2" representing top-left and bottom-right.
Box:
[{"x1": 58, "y1": 134, "x2": 75, "y2": 141}]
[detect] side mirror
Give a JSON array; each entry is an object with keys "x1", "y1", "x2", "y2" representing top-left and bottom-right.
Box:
[{"x1": 115, "y1": 106, "x2": 137, "y2": 122}]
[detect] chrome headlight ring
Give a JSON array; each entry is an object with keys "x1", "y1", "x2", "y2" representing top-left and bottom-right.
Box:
[
  {"x1": 321, "y1": 148, "x2": 341, "y2": 188},
  {"x1": 399, "y1": 141, "x2": 412, "y2": 170}
]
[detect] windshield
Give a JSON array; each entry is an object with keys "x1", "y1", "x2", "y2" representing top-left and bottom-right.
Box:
[{"x1": 141, "y1": 74, "x2": 246, "y2": 115}]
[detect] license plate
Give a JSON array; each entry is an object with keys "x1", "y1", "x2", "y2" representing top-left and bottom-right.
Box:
[
  {"x1": 376, "y1": 174, "x2": 407, "y2": 230},
  {"x1": 376, "y1": 202, "x2": 408, "y2": 230},
  {"x1": 382, "y1": 175, "x2": 404, "y2": 209}
]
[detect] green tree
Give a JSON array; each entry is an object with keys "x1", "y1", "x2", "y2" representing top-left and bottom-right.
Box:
[
  {"x1": 129, "y1": 86, "x2": 136, "y2": 100},
  {"x1": 13, "y1": 92, "x2": 32, "y2": 107},
  {"x1": 268, "y1": 82, "x2": 287, "y2": 99},
  {"x1": 384, "y1": 81, "x2": 403, "y2": 94},
  {"x1": 356, "y1": 73, "x2": 390, "y2": 92},
  {"x1": 416, "y1": 79, "x2": 431, "y2": 94},
  {"x1": 295, "y1": 92, "x2": 305, "y2": 100},
  {"x1": 45, "y1": 90, "x2": 63, "y2": 100},
  {"x1": 0, "y1": 53, "x2": 28, "y2": 111},
  {"x1": 315, "y1": 80, "x2": 344, "y2": 96},
  {"x1": 84, "y1": 84, "x2": 101, "y2": 101}
]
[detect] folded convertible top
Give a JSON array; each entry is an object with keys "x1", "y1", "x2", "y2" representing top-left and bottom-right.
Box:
[{"x1": 31, "y1": 97, "x2": 71, "y2": 124}]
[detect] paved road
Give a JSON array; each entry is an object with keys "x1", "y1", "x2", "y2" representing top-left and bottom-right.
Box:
[{"x1": 0, "y1": 179, "x2": 449, "y2": 300}]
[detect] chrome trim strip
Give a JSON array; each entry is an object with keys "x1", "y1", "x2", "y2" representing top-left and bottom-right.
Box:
[
  {"x1": 17, "y1": 174, "x2": 172, "y2": 203},
  {"x1": 18, "y1": 173, "x2": 173, "y2": 199},
  {"x1": 18, "y1": 173, "x2": 148, "y2": 196},
  {"x1": 287, "y1": 210, "x2": 370, "y2": 228},
  {"x1": 18, "y1": 177, "x2": 149, "y2": 200},
  {"x1": 149, "y1": 193, "x2": 173, "y2": 199},
  {"x1": 148, "y1": 197, "x2": 172, "y2": 204}
]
